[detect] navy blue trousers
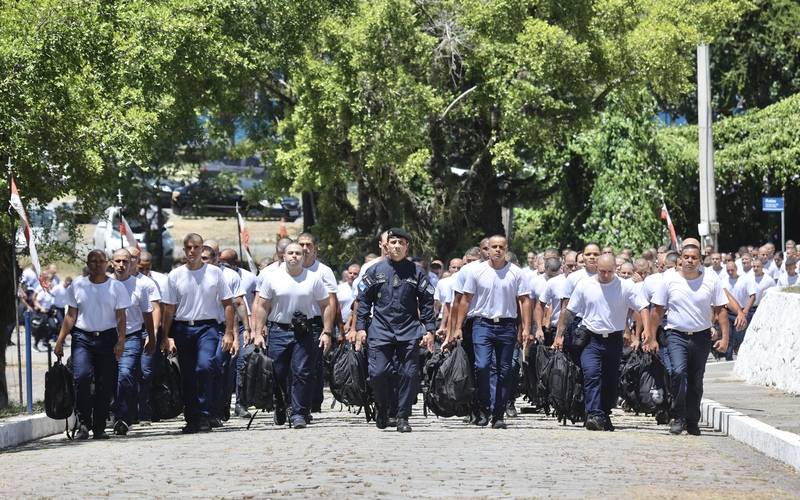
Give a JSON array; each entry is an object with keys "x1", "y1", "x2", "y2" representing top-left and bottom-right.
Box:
[
  {"x1": 138, "y1": 329, "x2": 160, "y2": 421},
  {"x1": 172, "y1": 322, "x2": 220, "y2": 422},
  {"x1": 268, "y1": 322, "x2": 314, "y2": 418},
  {"x1": 579, "y1": 332, "x2": 623, "y2": 419},
  {"x1": 308, "y1": 319, "x2": 325, "y2": 412},
  {"x1": 72, "y1": 328, "x2": 117, "y2": 433},
  {"x1": 472, "y1": 318, "x2": 516, "y2": 421},
  {"x1": 230, "y1": 325, "x2": 252, "y2": 406},
  {"x1": 666, "y1": 330, "x2": 711, "y2": 424},
  {"x1": 115, "y1": 329, "x2": 144, "y2": 424},
  {"x1": 368, "y1": 336, "x2": 420, "y2": 419}
]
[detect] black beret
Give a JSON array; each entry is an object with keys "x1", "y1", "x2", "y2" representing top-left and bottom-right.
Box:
[{"x1": 387, "y1": 227, "x2": 411, "y2": 242}]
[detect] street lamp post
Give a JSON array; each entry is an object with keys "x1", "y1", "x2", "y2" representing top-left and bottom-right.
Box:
[{"x1": 697, "y1": 44, "x2": 719, "y2": 251}]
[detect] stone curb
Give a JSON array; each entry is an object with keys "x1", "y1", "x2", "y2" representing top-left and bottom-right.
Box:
[
  {"x1": 0, "y1": 413, "x2": 76, "y2": 450},
  {"x1": 701, "y1": 398, "x2": 800, "y2": 472}
]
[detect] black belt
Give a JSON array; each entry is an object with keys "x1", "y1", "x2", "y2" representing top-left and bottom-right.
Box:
[
  {"x1": 72, "y1": 327, "x2": 116, "y2": 337},
  {"x1": 175, "y1": 319, "x2": 217, "y2": 327},
  {"x1": 476, "y1": 317, "x2": 516, "y2": 324},
  {"x1": 588, "y1": 329, "x2": 622, "y2": 339},
  {"x1": 668, "y1": 328, "x2": 711, "y2": 337},
  {"x1": 269, "y1": 321, "x2": 292, "y2": 330}
]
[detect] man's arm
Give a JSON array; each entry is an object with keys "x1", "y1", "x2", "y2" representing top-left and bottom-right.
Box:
[
  {"x1": 114, "y1": 309, "x2": 127, "y2": 361},
  {"x1": 318, "y1": 299, "x2": 333, "y2": 354},
  {"x1": 713, "y1": 305, "x2": 729, "y2": 353},
  {"x1": 252, "y1": 298, "x2": 272, "y2": 349},
  {"x1": 533, "y1": 299, "x2": 545, "y2": 342},
  {"x1": 53, "y1": 307, "x2": 77, "y2": 358},
  {"x1": 553, "y1": 307, "x2": 574, "y2": 351},
  {"x1": 221, "y1": 298, "x2": 237, "y2": 355},
  {"x1": 161, "y1": 303, "x2": 176, "y2": 353},
  {"x1": 143, "y1": 311, "x2": 156, "y2": 354},
  {"x1": 519, "y1": 295, "x2": 532, "y2": 345}
]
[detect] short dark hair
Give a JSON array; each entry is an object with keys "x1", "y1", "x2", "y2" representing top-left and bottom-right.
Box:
[
  {"x1": 183, "y1": 233, "x2": 203, "y2": 246},
  {"x1": 298, "y1": 232, "x2": 318, "y2": 245}
]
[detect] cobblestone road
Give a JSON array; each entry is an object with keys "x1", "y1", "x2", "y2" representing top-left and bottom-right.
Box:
[{"x1": 2, "y1": 397, "x2": 799, "y2": 499}]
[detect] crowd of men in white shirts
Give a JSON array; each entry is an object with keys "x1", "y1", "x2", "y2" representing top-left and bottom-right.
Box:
[{"x1": 20, "y1": 230, "x2": 797, "y2": 438}]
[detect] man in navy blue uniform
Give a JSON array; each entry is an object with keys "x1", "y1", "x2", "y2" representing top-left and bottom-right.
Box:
[{"x1": 355, "y1": 228, "x2": 435, "y2": 433}]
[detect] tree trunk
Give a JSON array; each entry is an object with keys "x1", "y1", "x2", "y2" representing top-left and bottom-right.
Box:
[{"x1": 0, "y1": 232, "x2": 17, "y2": 409}]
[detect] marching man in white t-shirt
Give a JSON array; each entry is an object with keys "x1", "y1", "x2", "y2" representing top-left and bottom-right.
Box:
[
  {"x1": 54, "y1": 249, "x2": 131, "y2": 440},
  {"x1": 137, "y1": 250, "x2": 168, "y2": 425},
  {"x1": 562, "y1": 254, "x2": 650, "y2": 431},
  {"x1": 161, "y1": 233, "x2": 237, "y2": 434},
  {"x1": 251, "y1": 242, "x2": 333, "y2": 429},
  {"x1": 451, "y1": 235, "x2": 531, "y2": 429},
  {"x1": 649, "y1": 241, "x2": 729, "y2": 436},
  {"x1": 554, "y1": 244, "x2": 600, "y2": 359},
  {"x1": 110, "y1": 249, "x2": 157, "y2": 436}
]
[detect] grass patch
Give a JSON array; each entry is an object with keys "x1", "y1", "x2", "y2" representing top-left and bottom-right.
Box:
[
  {"x1": 782, "y1": 286, "x2": 800, "y2": 294},
  {"x1": 0, "y1": 400, "x2": 45, "y2": 419}
]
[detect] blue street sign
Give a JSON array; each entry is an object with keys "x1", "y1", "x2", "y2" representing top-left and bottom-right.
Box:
[{"x1": 762, "y1": 197, "x2": 784, "y2": 212}]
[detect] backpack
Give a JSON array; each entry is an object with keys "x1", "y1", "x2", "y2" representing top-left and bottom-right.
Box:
[
  {"x1": 619, "y1": 350, "x2": 671, "y2": 418},
  {"x1": 535, "y1": 345, "x2": 554, "y2": 414},
  {"x1": 45, "y1": 360, "x2": 74, "y2": 420},
  {"x1": 522, "y1": 343, "x2": 551, "y2": 412},
  {"x1": 45, "y1": 359, "x2": 77, "y2": 438},
  {"x1": 329, "y1": 344, "x2": 373, "y2": 420},
  {"x1": 151, "y1": 354, "x2": 183, "y2": 420},
  {"x1": 543, "y1": 350, "x2": 584, "y2": 425},
  {"x1": 423, "y1": 344, "x2": 474, "y2": 418},
  {"x1": 239, "y1": 348, "x2": 276, "y2": 410}
]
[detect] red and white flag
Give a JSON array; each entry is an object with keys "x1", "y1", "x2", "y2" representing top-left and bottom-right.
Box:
[
  {"x1": 660, "y1": 202, "x2": 680, "y2": 252},
  {"x1": 236, "y1": 211, "x2": 258, "y2": 274},
  {"x1": 119, "y1": 213, "x2": 140, "y2": 250},
  {"x1": 9, "y1": 177, "x2": 49, "y2": 290}
]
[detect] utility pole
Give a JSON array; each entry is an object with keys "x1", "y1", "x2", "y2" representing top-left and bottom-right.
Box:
[{"x1": 697, "y1": 44, "x2": 719, "y2": 251}]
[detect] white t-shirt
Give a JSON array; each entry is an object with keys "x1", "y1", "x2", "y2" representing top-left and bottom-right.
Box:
[
  {"x1": 259, "y1": 268, "x2": 329, "y2": 323},
  {"x1": 722, "y1": 275, "x2": 755, "y2": 310},
  {"x1": 451, "y1": 260, "x2": 483, "y2": 315},
  {"x1": 539, "y1": 274, "x2": 566, "y2": 328},
  {"x1": 36, "y1": 290, "x2": 55, "y2": 311},
  {"x1": 652, "y1": 269, "x2": 728, "y2": 332},
  {"x1": 136, "y1": 272, "x2": 161, "y2": 303},
  {"x1": 148, "y1": 271, "x2": 169, "y2": 300},
  {"x1": 118, "y1": 275, "x2": 154, "y2": 333},
  {"x1": 21, "y1": 267, "x2": 38, "y2": 291},
  {"x1": 525, "y1": 270, "x2": 547, "y2": 302},
  {"x1": 567, "y1": 276, "x2": 648, "y2": 334},
  {"x1": 163, "y1": 264, "x2": 234, "y2": 322},
  {"x1": 560, "y1": 268, "x2": 597, "y2": 299},
  {"x1": 764, "y1": 259, "x2": 781, "y2": 280},
  {"x1": 337, "y1": 281, "x2": 355, "y2": 323},
  {"x1": 706, "y1": 266, "x2": 726, "y2": 281},
  {"x1": 752, "y1": 274, "x2": 776, "y2": 306},
  {"x1": 778, "y1": 273, "x2": 798, "y2": 287},
  {"x1": 434, "y1": 276, "x2": 454, "y2": 319},
  {"x1": 68, "y1": 276, "x2": 131, "y2": 332},
  {"x1": 239, "y1": 268, "x2": 258, "y2": 300},
  {"x1": 215, "y1": 266, "x2": 245, "y2": 322},
  {"x1": 462, "y1": 261, "x2": 530, "y2": 319},
  {"x1": 281, "y1": 260, "x2": 337, "y2": 318},
  {"x1": 50, "y1": 283, "x2": 70, "y2": 308}
]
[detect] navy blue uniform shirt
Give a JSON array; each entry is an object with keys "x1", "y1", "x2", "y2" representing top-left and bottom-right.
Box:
[{"x1": 356, "y1": 258, "x2": 435, "y2": 341}]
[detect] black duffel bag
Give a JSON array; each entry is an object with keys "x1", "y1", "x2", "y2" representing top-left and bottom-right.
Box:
[
  {"x1": 151, "y1": 354, "x2": 183, "y2": 420},
  {"x1": 45, "y1": 359, "x2": 77, "y2": 438},
  {"x1": 329, "y1": 343, "x2": 373, "y2": 421}
]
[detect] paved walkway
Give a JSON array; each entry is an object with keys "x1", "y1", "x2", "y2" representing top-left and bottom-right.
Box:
[
  {"x1": 1, "y1": 396, "x2": 799, "y2": 497},
  {"x1": 704, "y1": 360, "x2": 800, "y2": 436}
]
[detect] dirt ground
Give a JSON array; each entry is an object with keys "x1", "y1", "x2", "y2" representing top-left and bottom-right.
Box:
[{"x1": 76, "y1": 211, "x2": 304, "y2": 267}]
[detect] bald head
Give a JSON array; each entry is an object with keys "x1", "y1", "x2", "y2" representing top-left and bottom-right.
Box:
[
  {"x1": 597, "y1": 254, "x2": 616, "y2": 283},
  {"x1": 220, "y1": 248, "x2": 238, "y2": 268}
]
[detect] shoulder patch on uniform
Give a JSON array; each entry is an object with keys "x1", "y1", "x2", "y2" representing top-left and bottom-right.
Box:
[
  {"x1": 425, "y1": 284, "x2": 435, "y2": 295},
  {"x1": 376, "y1": 272, "x2": 386, "y2": 281}
]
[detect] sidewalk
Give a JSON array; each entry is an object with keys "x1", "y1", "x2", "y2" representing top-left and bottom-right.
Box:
[
  {"x1": 702, "y1": 359, "x2": 800, "y2": 471},
  {"x1": 704, "y1": 360, "x2": 800, "y2": 436}
]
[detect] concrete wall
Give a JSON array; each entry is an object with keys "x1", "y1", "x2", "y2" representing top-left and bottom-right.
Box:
[
  {"x1": 734, "y1": 290, "x2": 800, "y2": 395},
  {"x1": 0, "y1": 413, "x2": 76, "y2": 450}
]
